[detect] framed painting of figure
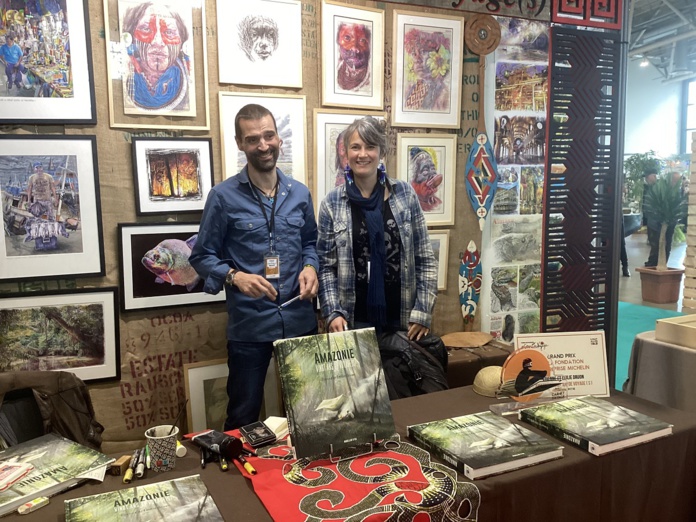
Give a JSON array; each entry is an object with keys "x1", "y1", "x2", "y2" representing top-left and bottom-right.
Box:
[
  {"x1": 131, "y1": 137, "x2": 213, "y2": 215},
  {"x1": 321, "y1": 1, "x2": 384, "y2": 110},
  {"x1": 391, "y1": 10, "x2": 464, "y2": 128},
  {"x1": 0, "y1": 288, "x2": 120, "y2": 383},
  {"x1": 217, "y1": 0, "x2": 302, "y2": 88},
  {"x1": 313, "y1": 109, "x2": 386, "y2": 211},
  {"x1": 0, "y1": 0, "x2": 96, "y2": 124},
  {"x1": 219, "y1": 92, "x2": 307, "y2": 185},
  {"x1": 0, "y1": 135, "x2": 105, "y2": 282},
  {"x1": 396, "y1": 133, "x2": 457, "y2": 226},
  {"x1": 103, "y1": 0, "x2": 210, "y2": 130}
]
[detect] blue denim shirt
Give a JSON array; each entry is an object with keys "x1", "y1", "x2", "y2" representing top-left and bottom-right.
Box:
[{"x1": 190, "y1": 167, "x2": 318, "y2": 342}]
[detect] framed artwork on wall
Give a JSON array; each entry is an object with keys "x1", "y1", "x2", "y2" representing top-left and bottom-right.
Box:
[
  {"x1": 396, "y1": 133, "x2": 457, "y2": 226},
  {"x1": 219, "y1": 92, "x2": 307, "y2": 184},
  {"x1": 184, "y1": 358, "x2": 228, "y2": 433},
  {"x1": 131, "y1": 137, "x2": 213, "y2": 215},
  {"x1": 321, "y1": 0, "x2": 384, "y2": 110},
  {"x1": 313, "y1": 109, "x2": 386, "y2": 209},
  {"x1": 102, "y1": 0, "x2": 210, "y2": 130},
  {"x1": 118, "y1": 222, "x2": 226, "y2": 311},
  {"x1": 217, "y1": 0, "x2": 302, "y2": 88},
  {"x1": 0, "y1": 0, "x2": 97, "y2": 124},
  {"x1": 0, "y1": 135, "x2": 105, "y2": 282},
  {"x1": 428, "y1": 229, "x2": 450, "y2": 290},
  {"x1": 391, "y1": 10, "x2": 464, "y2": 128},
  {"x1": 0, "y1": 288, "x2": 120, "y2": 383}
]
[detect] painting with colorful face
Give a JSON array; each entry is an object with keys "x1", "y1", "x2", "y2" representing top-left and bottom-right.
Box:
[
  {"x1": 408, "y1": 146, "x2": 444, "y2": 212},
  {"x1": 335, "y1": 21, "x2": 372, "y2": 95},
  {"x1": 402, "y1": 26, "x2": 452, "y2": 113},
  {"x1": 118, "y1": 0, "x2": 196, "y2": 116}
]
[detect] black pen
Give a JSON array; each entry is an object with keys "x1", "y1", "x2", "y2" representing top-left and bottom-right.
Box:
[
  {"x1": 200, "y1": 447, "x2": 207, "y2": 469},
  {"x1": 240, "y1": 447, "x2": 257, "y2": 457}
]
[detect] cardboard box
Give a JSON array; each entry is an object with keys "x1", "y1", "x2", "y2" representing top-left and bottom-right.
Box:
[{"x1": 655, "y1": 315, "x2": 696, "y2": 350}]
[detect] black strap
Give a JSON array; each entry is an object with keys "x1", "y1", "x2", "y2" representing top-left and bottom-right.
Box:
[
  {"x1": 395, "y1": 331, "x2": 444, "y2": 371},
  {"x1": 249, "y1": 178, "x2": 279, "y2": 253}
]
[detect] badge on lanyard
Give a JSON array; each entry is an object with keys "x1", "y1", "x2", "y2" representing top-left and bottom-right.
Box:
[{"x1": 265, "y1": 253, "x2": 280, "y2": 279}]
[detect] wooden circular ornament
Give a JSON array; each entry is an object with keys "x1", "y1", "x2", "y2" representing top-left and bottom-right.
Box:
[{"x1": 465, "y1": 14, "x2": 502, "y2": 56}]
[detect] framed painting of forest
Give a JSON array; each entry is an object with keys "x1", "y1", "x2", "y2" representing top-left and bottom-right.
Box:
[
  {"x1": 0, "y1": 288, "x2": 120, "y2": 383},
  {"x1": 131, "y1": 137, "x2": 213, "y2": 215}
]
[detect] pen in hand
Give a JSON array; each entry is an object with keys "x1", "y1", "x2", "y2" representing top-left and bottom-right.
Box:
[{"x1": 279, "y1": 295, "x2": 301, "y2": 308}]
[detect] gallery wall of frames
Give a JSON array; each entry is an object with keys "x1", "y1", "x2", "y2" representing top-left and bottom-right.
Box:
[{"x1": 0, "y1": 0, "x2": 624, "y2": 451}]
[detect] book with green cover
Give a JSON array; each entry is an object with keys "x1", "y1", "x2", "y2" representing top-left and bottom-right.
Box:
[
  {"x1": 273, "y1": 328, "x2": 396, "y2": 459},
  {"x1": 519, "y1": 395, "x2": 673, "y2": 456},
  {"x1": 0, "y1": 433, "x2": 114, "y2": 516},
  {"x1": 407, "y1": 411, "x2": 563, "y2": 480},
  {"x1": 64, "y1": 474, "x2": 223, "y2": 521}
]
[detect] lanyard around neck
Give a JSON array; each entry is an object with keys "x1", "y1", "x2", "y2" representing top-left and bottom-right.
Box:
[{"x1": 250, "y1": 178, "x2": 279, "y2": 254}]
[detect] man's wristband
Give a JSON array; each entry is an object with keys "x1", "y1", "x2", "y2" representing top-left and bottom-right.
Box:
[{"x1": 303, "y1": 264, "x2": 317, "y2": 273}]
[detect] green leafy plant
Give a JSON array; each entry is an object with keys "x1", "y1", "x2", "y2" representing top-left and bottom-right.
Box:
[
  {"x1": 623, "y1": 151, "x2": 661, "y2": 212},
  {"x1": 642, "y1": 176, "x2": 687, "y2": 269}
]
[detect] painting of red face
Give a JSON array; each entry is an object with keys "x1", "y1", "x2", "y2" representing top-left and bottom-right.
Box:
[
  {"x1": 133, "y1": 6, "x2": 182, "y2": 73},
  {"x1": 337, "y1": 23, "x2": 371, "y2": 70}
]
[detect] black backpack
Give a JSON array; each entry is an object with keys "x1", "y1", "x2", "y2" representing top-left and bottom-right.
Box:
[{"x1": 377, "y1": 331, "x2": 449, "y2": 400}]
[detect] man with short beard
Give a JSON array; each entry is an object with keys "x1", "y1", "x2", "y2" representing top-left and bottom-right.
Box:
[
  {"x1": 190, "y1": 104, "x2": 319, "y2": 430},
  {"x1": 121, "y1": 1, "x2": 191, "y2": 112}
]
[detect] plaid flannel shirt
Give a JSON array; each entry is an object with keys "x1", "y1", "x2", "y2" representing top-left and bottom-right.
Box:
[{"x1": 317, "y1": 177, "x2": 437, "y2": 329}]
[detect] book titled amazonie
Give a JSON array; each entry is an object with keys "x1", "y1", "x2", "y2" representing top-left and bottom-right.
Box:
[
  {"x1": 0, "y1": 433, "x2": 114, "y2": 517},
  {"x1": 519, "y1": 395, "x2": 673, "y2": 456},
  {"x1": 273, "y1": 328, "x2": 396, "y2": 459},
  {"x1": 64, "y1": 474, "x2": 223, "y2": 521},
  {"x1": 407, "y1": 411, "x2": 563, "y2": 479}
]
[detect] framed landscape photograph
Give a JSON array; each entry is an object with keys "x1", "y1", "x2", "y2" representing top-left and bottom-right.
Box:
[
  {"x1": 219, "y1": 92, "x2": 307, "y2": 184},
  {"x1": 428, "y1": 230, "x2": 450, "y2": 290},
  {"x1": 321, "y1": 0, "x2": 384, "y2": 109},
  {"x1": 0, "y1": 135, "x2": 105, "y2": 282},
  {"x1": 391, "y1": 10, "x2": 464, "y2": 128},
  {"x1": 118, "y1": 222, "x2": 226, "y2": 311},
  {"x1": 102, "y1": 0, "x2": 210, "y2": 130},
  {"x1": 0, "y1": 288, "x2": 120, "y2": 383},
  {"x1": 184, "y1": 359, "x2": 228, "y2": 433},
  {"x1": 131, "y1": 137, "x2": 213, "y2": 215},
  {"x1": 217, "y1": 0, "x2": 302, "y2": 88},
  {"x1": 0, "y1": 0, "x2": 96, "y2": 124},
  {"x1": 396, "y1": 133, "x2": 457, "y2": 226},
  {"x1": 313, "y1": 109, "x2": 386, "y2": 209}
]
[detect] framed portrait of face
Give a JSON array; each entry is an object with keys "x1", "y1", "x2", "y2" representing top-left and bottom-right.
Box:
[
  {"x1": 217, "y1": 0, "x2": 302, "y2": 88},
  {"x1": 396, "y1": 133, "x2": 457, "y2": 226},
  {"x1": 391, "y1": 10, "x2": 464, "y2": 128},
  {"x1": 313, "y1": 109, "x2": 386, "y2": 210},
  {"x1": 428, "y1": 229, "x2": 450, "y2": 291},
  {"x1": 102, "y1": 0, "x2": 210, "y2": 130},
  {"x1": 219, "y1": 92, "x2": 307, "y2": 185},
  {"x1": 321, "y1": 0, "x2": 384, "y2": 110}
]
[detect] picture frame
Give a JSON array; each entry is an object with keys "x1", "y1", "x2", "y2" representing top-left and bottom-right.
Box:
[
  {"x1": 321, "y1": 0, "x2": 384, "y2": 110},
  {"x1": 118, "y1": 222, "x2": 226, "y2": 311},
  {"x1": 396, "y1": 133, "x2": 457, "y2": 226},
  {"x1": 0, "y1": 135, "x2": 105, "y2": 282},
  {"x1": 219, "y1": 92, "x2": 307, "y2": 184},
  {"x1": 428, "y1": 229, "x2": 450, "y2": 291},
  {"x1": 391, "y1": 10, "x2": 464, "y2": 128},
  {"x1": 102, "y1": 0, "x2": 210, "y2": 130},
  {"x1": 131, "y1": 137, "x2": 214, "y2": 215},
  {"x1": 184, "y1": 358, "x2": 228, "y2": 433},
  {"x1": 313, "y1": 108, "x2": 386, "y2": 209},
  {"x1": 0, "y1": 288, "x2": 120, "y2": 383},
  {"x1": 0, "y1": 0, "x2": 96, "y2": 124},
  {"x1": 217, "y1": 0, "x2": 302, "y2": 88}
]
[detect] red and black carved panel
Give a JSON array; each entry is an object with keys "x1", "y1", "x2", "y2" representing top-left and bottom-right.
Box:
[
  {"x1": 541, "y1": 27, "x2": 622, "y2": 334},
  {"x1": 552, "y1": 0, "x2": 622, "y2": 30}
]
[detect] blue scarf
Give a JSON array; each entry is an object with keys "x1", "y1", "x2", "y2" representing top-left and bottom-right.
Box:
[
  {"x1": 132, "y1": 63, "x2": 183, "y2": 110},
  {"x1": 346, "y1": 180, "x2": 387, "y2": 328}
]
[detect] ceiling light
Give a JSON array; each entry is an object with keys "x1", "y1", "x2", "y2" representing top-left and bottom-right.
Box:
[{"x1": 640, "y1": 58, "x2": 650, "y2": 67}]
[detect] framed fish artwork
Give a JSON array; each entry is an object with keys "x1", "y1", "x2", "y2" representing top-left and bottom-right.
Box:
[{"x1": 118, "y1": 222, "x2": 226, "y2": 311}]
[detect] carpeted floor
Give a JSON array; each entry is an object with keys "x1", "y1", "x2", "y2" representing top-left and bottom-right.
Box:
[{"x1": 615, "y1": 301, "x2": 682, "y2": 389}]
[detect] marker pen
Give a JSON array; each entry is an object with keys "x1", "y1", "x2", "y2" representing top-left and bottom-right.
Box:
[
  {"x1": 236, "y1": 454, "x2": 257, "y2": 475},
  {"x1": 123, "y1": 448, "x2": 139, "y2": 484}
]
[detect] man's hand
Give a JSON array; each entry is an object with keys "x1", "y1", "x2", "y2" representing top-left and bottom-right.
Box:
[
  {"x1": 328, "y1": 316, "x2": 348, "y2": 333},
  {"x1": 298, "y1": 266, "x2": 318, "y2": 300},
  {"x1": 232, "y1": 272, "x2": 277, "y2": 300},
  {"x1": 407, "y1": 322, "x2": 429, "y2": 342}
]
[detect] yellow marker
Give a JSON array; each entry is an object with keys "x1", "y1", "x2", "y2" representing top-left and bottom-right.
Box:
[
  {"x1": 236, "y1": 454, "x2": 257, "y2": 475},
  {"x1": 17, "y1": 497, "x2": 49, "y2": 514},
  {"x1": 123, "y1": 448, "x2": 139, "y2": 484},
  {"x1": 219, "y1": 455, "x2": 229, "y2": 472}
]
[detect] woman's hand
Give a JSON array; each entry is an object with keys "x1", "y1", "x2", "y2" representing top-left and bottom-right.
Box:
[
  {"x1": 407, "y1": 322, "x2": 429, "y2": 341},
  {"x1": 328, "y1": 316, "x2": 348, "y2": 333}
]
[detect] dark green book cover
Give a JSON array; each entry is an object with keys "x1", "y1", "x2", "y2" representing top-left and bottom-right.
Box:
[
  {"x1": 273, "y1": 328, "x2": 396, "y2": 459},
  {"x1": 408, "y1": 411, "x2": 563, "y2": 479},
  {"x1": 519, "y1": 396, "x2": 673, "y2": 455},
  {"x1": 0, "y1": 433, "x2": 114, "y2": 516},
  {"x1": 64, "y1": 474, "x2": 223, "y2": 521}
]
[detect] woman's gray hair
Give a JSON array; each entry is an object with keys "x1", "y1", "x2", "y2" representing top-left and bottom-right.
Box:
[{"x1": 342, "y1": 117, "x2": 388, "y2": 159}]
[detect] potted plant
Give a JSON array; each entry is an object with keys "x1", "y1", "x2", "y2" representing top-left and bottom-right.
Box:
[
  {"x1": 622, "y1": 151, "x2": 661, "y2": 235},
  {"x1": 635, "y1": 175, "x2": 688, "y2": 303}
]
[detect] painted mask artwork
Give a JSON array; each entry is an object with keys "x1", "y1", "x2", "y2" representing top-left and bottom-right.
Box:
[
  {"x1": 465, "y1": 133, "x2": 499, "y2": 230},
  {"x1": 408, "y1": 146, "x2": 443, "y2": 212},
  {"x1": 459, "y1": 240, "x2": 482, "y2": 325},
  {"x1": 336, "y1": 22, "x2": 371, "y2": 93}
]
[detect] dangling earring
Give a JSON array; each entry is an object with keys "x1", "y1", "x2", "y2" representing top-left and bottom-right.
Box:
[
  {"x1": 344, "y1": 164, "x2": 354, "y2": 185},
  {"x1": 377, "y1": 162, "x2": 386, "y2": 185}
]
